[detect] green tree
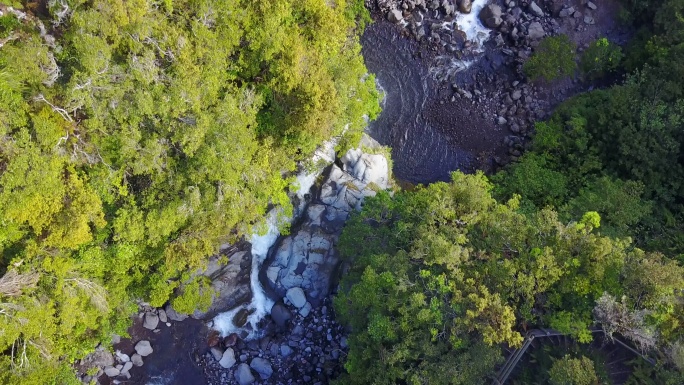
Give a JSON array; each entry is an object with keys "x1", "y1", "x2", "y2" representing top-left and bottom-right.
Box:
[
  {"x1": 0, "y1": 0, "x2": 378, "y2": 382},
  {"x1": 334, "y1": 172, "x2": 656, "y2": 383},
  {"x1": 549, "y1": 355, "x2": 599, "y2": 385},
  {"x1": 581, "y1": 38, "x2": 624, "y2": 79}
]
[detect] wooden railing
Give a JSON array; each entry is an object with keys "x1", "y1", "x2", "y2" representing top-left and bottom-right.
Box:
[{"x1": 491, "y1": 328, "x2": 655, "y2": 385}]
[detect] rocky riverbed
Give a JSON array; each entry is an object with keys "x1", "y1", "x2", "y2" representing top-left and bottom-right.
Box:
[
  {"x1": 365, "y1": 0, "x2": 631, "y2": 184},
  {"x1": 79, "y1": 0, "x2": 633, "y2": 383}
]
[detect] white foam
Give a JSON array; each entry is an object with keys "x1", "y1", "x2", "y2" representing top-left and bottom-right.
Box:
[
  {"x1": 212, "y1": 209, "x2": 280, "y2": 339},
  {"x1": 430, "y1": 0, "x2": 492, "y2": 77},
  {"x1": 454, "y1": 0, "x2": 491, "y2": 51}
]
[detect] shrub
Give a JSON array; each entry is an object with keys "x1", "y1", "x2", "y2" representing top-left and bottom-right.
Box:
[
  {"x1": 524, "y1": 34, "x2": 577, "y2": 81},
  {"x1": 581, "y1": 38, "x2": 624, "y2": 79}
]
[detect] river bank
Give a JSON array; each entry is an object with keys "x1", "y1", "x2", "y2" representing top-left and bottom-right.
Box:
[{"x1": 364, "y1": 0, "x2": 631, "y2": 185}]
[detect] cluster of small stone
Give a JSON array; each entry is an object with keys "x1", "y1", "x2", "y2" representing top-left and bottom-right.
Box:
[
  {"x1": 201, "y1": 298, "x2": 348, "y2": 385},
  {"x1": 78, "y1": 306, "x2": 170, "y2": 383},
  {"x1": 375, "y1": 0, "x2": 614, "y2": 167}
]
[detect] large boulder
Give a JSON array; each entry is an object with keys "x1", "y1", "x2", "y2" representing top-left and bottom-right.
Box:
[
  {"x1": 235, "y1": 363, "x2": 255, "y2": 385},
  {"x1": 269, "y1": 301, "x2": 291, "y2": 328},
  {"x1": 285, "y1": 287, "x2": 307, "y2": 308},
  {"x1": 81, "y1": 347, "x2": 114, "y2": 369},
  {"x1": 104, "y1": 366, "x2": 120, "y2": 377},
  {"x1": 263, "y1": 134, "x2": 391, "y2": 311},
  {"x1": 479, "y1": 4, "x2": 503, "y2": 29},
  {"x1": 527, "y1": 22, "x2": 545, "y2": 40},
  {"x1": 190, "y1": 250, "x2": 252, "y2": 319},
  {"x1": 164, "y1": 303, "x2": 188, "y2": 322},
  {"x1": 250, "y1": 357, "x2": 273, "y2": 379},
  {"x1": 131, "y1": 354, "x2": 144, "y2": 367},
  {"x1": 219, "y1": 348, "x2": 236, "y2": 369},
  {"x1": 142, "y1": 312, "x2": 159, "y2": 330},
  {"x1": 134, "y1": 340, "x2": 153, "y2": 357},
  {"x1": 210, "y1": 347, "x2": 224, "y2": 362}
]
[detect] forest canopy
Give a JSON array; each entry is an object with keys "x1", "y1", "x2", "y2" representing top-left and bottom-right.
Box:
[
  {"x1": 334, "y1": 172, "x2": 684, "y2": 384},
  {"x1": 0, "y1": 0, "x2": 377, "y2": 382}
]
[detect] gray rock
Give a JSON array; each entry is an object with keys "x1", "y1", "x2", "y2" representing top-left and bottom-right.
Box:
[
  {"x1": 250, "y1": 357, "x2": 273, "y2": 379},
  {"x1": 558, "y1": 7, "x2": 575, "y2": 17},
  {"x1": 583, "y1": 15, "x2": 595, "y2": 25},
  {"x1": 479, "y1": 4, "x2": 503, "y2": 29},
  {"x1": 143, "y1": 312, "x2": 159, "y2": 330},
  {"x1": 559, "y1": 7, "x2": 575, "y2": 17},
  {"x1": 191, "y1": 250, "x2": 252, "y2": 320},
  {"x1": 412, "y1": 10, "x2": 424, "y2": 24},
  {"x1": 115, "y1": 351, "x2": 130, "y2": 363},
  {"x1": 458, "y1": 0, "x2": 472, "y2": 13},
  {"x1": 158, "y1": 309, "x2": 168, "y2": 323},
  {"x1": 219, "y1": 348, "x2": 236, "y2": 369},
  {"x1": 164, "y1": 303, "x2": 188, "y2": 322},
  {"x1": 210, "y1": 347, "x2": 224, "y2": 362},
  {"x1": 388, "y1": 9, "x2": 403, "y2": 23},
  {"x1": 104, "y1": 366, "x2": 120, "y2": 377},
  {"x1": 131, "y1": 354, "x2": 144, "y2": 367},
  {"x1": 498, "y1": 116, "x2": 508, "y2": 125},
  {"x1": 270, "y1": 302, "x2": 292, "y2": 328},
  {"x1": 134, "y1": 340, "x2": 153, "y2": 357},
  {"x1": 111, "y1": 334, "x2": 121, "y2": 345},
  {"x1": 587, "y1": 1, "x2": 597, "y2": 10},
  {"x1": 529, "y1": 1, "x2": 544, "y2": 17},
  {"x1": 82, "y1": 348, "x2": 114, "y2": 368},
  {"x1": 286, "y1": 287, "x2": 307, "y2": 308},
  {"x1": 299, "y1": 302, "x2": 312, "y2": 317},
  {"x1": 121, "y1": 361, "x2": 133, "y2": 375},
  {"x1": 511, "y1": 90, "x2": 522, "y2": 101},
  {"x1": 235, "y1": 363, "x2": 255, "y2": 385},
  {"x1": 527, "y1": 22, "x2": 545, "y2": 40},
  {"x1": 280, "y1": 345, "x2": 293, "y2": 357}
]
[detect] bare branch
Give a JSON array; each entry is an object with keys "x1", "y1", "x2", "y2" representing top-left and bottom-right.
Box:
[
  {"x1": 64, "y1": 277, "x2": 109, "y2": 312},
  {"x1": 0, "y1": 269, "x2": 40, "y2": 298},
  {"x1": 34, "y1": 94, "x2": 73, "y2": 122}
]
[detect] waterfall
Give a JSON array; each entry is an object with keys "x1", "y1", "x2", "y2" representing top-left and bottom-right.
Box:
[{"x1": 212, "y1": 140, "x2": 337, "y2": 339}]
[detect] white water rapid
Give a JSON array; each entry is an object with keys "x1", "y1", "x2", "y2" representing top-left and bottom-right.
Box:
[
  {"x1": 429, "y1": 0, "x2": 493, "y2": 79},
  {"x1": 454, "y1": 0, "x2": 492, "y2": 50}
]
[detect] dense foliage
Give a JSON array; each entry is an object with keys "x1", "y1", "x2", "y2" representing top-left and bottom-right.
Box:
[
  {"x1": 331, "y1": 10, "x2": 684, "y2": 383},
  {"x1": 0, "y1": 0, "x2": 377, "y2": 382},
  {"x1": 334, "y1": 172, "x2": 683, "y2": 384},
  {"x1": 549, "y1": 355, "x2": 599, "y2": 385},
  {"x1": 496, "y1": 0, "x2": 684, "y2": 259}
]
